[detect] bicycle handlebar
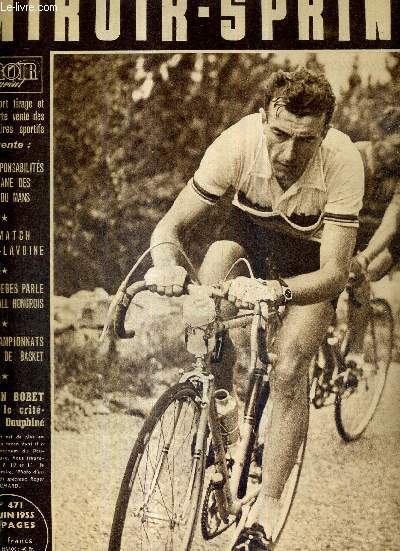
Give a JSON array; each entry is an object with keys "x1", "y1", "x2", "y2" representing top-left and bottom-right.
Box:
[
  {"x1": 112, "y1": 279, "x2": 282, "y2": 340},
  {"x1": 113, "y1": 281, "x2": 228, "y2": 339},
  {"x1": 113, "y1": 281, "x2": 148, "y2": 339}
]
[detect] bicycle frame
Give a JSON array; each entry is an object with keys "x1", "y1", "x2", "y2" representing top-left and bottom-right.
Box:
[{"x1": 180, "y1": 302, "x2": 276, "y2": 524}]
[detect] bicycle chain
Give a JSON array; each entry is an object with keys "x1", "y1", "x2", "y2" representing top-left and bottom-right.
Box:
[{"x1": 200, "y1": 480, "x2": 235, "y2": 540}]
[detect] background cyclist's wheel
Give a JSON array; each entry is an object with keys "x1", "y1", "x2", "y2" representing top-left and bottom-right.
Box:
[
  {"x1": 108, "y1": 383, "x2": 206, "y2": 551},
  {"x1": 335, "y1": 298, "x2": 394, "y2": 442}
]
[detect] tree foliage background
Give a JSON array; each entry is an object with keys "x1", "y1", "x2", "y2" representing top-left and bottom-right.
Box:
[{"x1": 54, "y1": 53, "x2": 400, "y2": 296}]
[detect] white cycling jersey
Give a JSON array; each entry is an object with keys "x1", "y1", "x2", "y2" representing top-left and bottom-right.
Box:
[{"x1": 190, "y1": 113, "x2": 364, "y2": 241}]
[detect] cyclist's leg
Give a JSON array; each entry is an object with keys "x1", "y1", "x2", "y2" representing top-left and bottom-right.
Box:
[
  {"x1": 198, "y1": 240, "x2": 248, "y2": 392},
  {"x1": 197, "y1": 207, "x2": 264, "y2": 392},
  {"x1": 347, "y1": 279, "x2": 370, "y2": 354},
  {"x1": 368, "y1": 248, "x2": 394, "y2": 281},
  {"x1": 247, "y1": 301, "x2": 333, "y2": 537}
]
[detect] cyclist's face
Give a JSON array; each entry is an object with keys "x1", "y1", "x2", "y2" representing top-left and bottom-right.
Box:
[{"x1": 263, "y1": 102, "x2": 327, "y2": 189}]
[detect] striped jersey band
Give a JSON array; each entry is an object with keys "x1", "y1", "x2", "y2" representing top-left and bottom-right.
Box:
[
  {"x1": 190, "y1": 178, "x2": 220, "y2": 204},
  {"x1": 324, "y1": 212, "x2": 359, "y2": 227},
  {"x1": 191, "y1": 178, "x2": 359, "y2": 227}
]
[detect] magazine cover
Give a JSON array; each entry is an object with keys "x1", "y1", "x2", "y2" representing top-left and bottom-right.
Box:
[{"x1": 0, "y1": 2, "x2": 399, "y2": 550}]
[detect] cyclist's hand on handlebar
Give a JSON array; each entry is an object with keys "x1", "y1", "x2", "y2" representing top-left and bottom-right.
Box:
[
  {"x1": 145, "y1": 265, "x2": 188, "y2": 297},
  {"x1": 227, "y1": 277, "x2": 287, "y2": 309}
]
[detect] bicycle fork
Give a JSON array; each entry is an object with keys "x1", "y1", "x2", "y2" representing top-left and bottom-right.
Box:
[{"x1": 179, "y1": 372, "x2": 213, "y2": 522}]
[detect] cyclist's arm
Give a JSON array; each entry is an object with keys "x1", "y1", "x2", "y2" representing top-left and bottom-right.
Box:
[
  {"x1": 358, "y1": 195, "x2": 400, "y2": 264},
  {"x1": 150, "y1": 183, "x2": 215, "y2": 267},
  {"x1": 284, "y1": 224, "x2": 357, "y2": 305},
  {"x1": 293, "y1": 138, "x2": 363, "y2": 301},
  {"x1": 150, "y1": 117, "x2": 253, "y2": 267}
]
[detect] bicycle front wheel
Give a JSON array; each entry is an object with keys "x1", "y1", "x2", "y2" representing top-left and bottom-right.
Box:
[
  {"x1": 109, "y1": 382, "x2": 207, "y2": 551},
  {"x1": 335, "y1": 298, "x2": 394, "y2": 442}
]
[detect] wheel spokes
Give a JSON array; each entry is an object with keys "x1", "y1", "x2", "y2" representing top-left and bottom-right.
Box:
[{"x1": 120, "y1": 398, "x2": 199, "y2": 550}]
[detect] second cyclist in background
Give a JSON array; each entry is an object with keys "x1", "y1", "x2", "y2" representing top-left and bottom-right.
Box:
[{"x1": 347, "y1": 107, "x2": 400, "y2": 363}]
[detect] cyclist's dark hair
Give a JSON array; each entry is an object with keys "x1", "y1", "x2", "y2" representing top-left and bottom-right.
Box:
[
  {"x1": 264, "y1": 67, "x2": 336, "y2": 127},
  {"x1": 376, "y1": 106, "x2": 400, "y2": 135}
]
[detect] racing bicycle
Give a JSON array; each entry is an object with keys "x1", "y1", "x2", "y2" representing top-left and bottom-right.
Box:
[{"x1": 107, "y1": 273, "x2": 393, "y2": 551}]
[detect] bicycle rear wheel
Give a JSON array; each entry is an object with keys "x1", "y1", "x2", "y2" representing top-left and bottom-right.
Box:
[
  {"x1": 335, "y1": 298, "x2": 394, "y2": 442},
  {"x1": 108, "y1": 383, "x2": 207, "y2": 551}
]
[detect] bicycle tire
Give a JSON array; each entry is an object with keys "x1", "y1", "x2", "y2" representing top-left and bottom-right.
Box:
[
  {"x1": 335, "y1": 297, "x2": 394, "y2": 442},
  {"x1": 108, "y1": 382, "x2": 207, "y2": 551}
]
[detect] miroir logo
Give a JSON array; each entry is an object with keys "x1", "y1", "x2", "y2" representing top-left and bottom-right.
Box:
[{"x1": 0, "y1": 56, "x2": 42, "y2": 93}]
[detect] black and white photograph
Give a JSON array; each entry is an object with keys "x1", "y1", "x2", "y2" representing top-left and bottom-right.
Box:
[{"x1": 52, "y1": 51, "x2": 400, "y2": 551}]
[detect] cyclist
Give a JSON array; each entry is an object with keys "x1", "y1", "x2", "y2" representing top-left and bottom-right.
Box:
[
  {"x1": 144, "y1": 67, "x2": 364, "y2": 550},
  {"x1": 347, "y1": 107, "x2": 400, "y2": 362}
]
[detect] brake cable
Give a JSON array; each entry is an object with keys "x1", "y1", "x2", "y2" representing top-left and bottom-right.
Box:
[{"x1": 100, "y1": 241, "x2": 199, "y2": 341}]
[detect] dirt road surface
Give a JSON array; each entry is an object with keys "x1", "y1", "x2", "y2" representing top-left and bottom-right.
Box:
[{"x1": 54, "y1": 363, "x2": 400, "y2": 551}]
